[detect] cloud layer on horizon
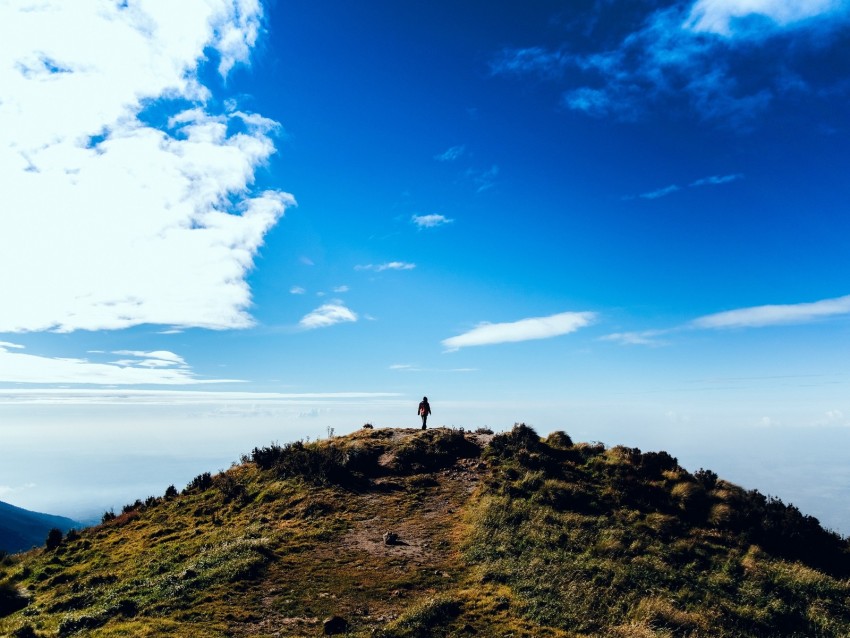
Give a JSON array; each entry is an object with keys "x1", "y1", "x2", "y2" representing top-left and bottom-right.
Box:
[{"x1": 0, "y1": 0, "x2": 292, "y2": 334}]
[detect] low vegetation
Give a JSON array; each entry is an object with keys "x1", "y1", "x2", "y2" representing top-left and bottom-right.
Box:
[{"x1": 1, "y1": 425, "x2": 847, "y2": 637}]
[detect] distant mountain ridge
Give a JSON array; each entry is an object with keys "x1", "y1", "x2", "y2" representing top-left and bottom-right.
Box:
[{"x1": 0, "y1": 500, "x2": 80, "y2": 554}]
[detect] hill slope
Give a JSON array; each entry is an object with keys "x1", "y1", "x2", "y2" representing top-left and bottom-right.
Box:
[
  {"x1": 1, "y1": 425, "x2": 849, "y2": 637},
  {"x1": 0, "y1": 501, "x2": 80, "y2": 555}
]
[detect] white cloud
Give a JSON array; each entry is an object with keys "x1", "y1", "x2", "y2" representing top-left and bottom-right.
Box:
[
  {"x1": 412, "y1": 214, "x2": 453, "y2": 229},
  {"x1": 600, "y1": 331, "x2": 667, "y2": 346},
  {"x1": 290, "y1": 286, "x2": 306, "y2": 295},
  {"x1": 640, "y1": 184, "x2": 680, "y2": 200},
  {"x1": 333, "y1": 285, "x2": 350, "y2": 293},
  {"x1": 685, "y1": 0, "x2": 845, "y2": 36},
  {"x1": 442, "y1": 311, "x2": 596, "y2": 351},
  {"x1": 0, "y1": 343, "x2": 237, "y2": 385},
  {"x1": 494, "y1": 2, "x2": 850, "y2": 126},
  {"x1": 690, "y1": 294, "x2": 850, "y2": 329},
  {"x1": 690, "y1": 173, "x2": 744, "y2": 187},
  {"x1": 434, "y1": 145, "x2": 465, "y2": 162},
  {"x1": 299, "y1": 303, "x2": 358, "y2": 330},
  {"x1": 0, "y1": 0, "x2": 293, "y2": 333},
  {"x1": 355, "y1": 262, "x2": 416, "y2": 272},
  {"x1": 626, "y1": 173, "x2": 743, "y2": 201},
  {"x1": 389, "y1": 363, "x2": 477, "y2": 372},
  {"x1": 467, "y1": 165, "x2": 499, "y2": 193}
]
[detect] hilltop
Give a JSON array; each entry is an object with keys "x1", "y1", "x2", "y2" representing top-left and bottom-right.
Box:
[
  {"x1": 1, "y1": 425, "x2": 849, "y2": 637},
  {"x1": 0, "y1": 502, "x2": 80, "y2": 556}
]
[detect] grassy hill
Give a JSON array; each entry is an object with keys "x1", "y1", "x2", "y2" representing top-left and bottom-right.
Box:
[
  {"x1": 0, "y1": 502, "x2": 80, "y2": 555},
  {"x1": 1, "y1": 425, "x2": 849, "y2": 637}
]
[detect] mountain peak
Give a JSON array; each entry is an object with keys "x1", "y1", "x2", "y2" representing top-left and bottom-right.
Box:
[{"x1": 1, "y1": 425, "x2": 848, "y2": 637}]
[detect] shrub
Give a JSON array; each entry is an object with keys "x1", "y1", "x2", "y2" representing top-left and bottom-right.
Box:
[
  {"x1": 214, "y1": 473, "x2": 249, "y2": 504},
  {"x1": 64, "y1": 528, "x2": 80, "y2": 543},
  {"x1": 393, "y1": 429, "x2": 480, "y2": 473},
  {"x1": 488, "y1": 423, "x2": 542, "y2": 458},
  {"x1": 45, "y1": 528, "x2": 63, "y2": 551},
  {"x1": 671, "y1": 481, "x2": 706, "y2": 511},
  {"x1": 639, "y1": 451, "x2": 679, "y2": 478},
  {"x1": 121, "y1": 499, "x2": 143, "y2": 514},
  {"x1": 694, "y1": 467, "x2": 718, "y2": 490},
  {"x1": 376, "y1": 596, "x2": 462, "y2": 638},
  {"x1": 101, "y1": 510, "x2": 116, "y2": 524},
  {"x1": 164, "y1": 484, "x2": 178, "y2": 499},
  {"x1": 545, "y1": 430, "x2": 573, "y2": 448},
  {"x1": 252, "y1": 441, "x2": 353, "y2": 485},
  {"x1": 186, "y1": 472, "x2": 213, "y2": 492},
  {"x1": 342, "y1": 442, "x2": 383, "y2": 476}
]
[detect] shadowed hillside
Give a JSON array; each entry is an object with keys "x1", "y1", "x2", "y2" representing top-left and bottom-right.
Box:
[{"x1": 1, "y1": 425, "x2": 848, "y2": 637}]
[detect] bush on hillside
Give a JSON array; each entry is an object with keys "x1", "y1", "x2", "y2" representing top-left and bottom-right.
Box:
[
  {"x1": 214, "y1": 473, "x2": 249, "y2": 505},
  {"x1": 638, "y1": 450, "x2": 679, "y2": 478},
  {"x1": 44, "y1": 528, "x2": 63, "y2": 552},
  {"x1": 185, "y1": 472, "x2": 213, "y2": 493},
  {"x1": 251, "y1": 441, "x2": 352, "y2": 486},
  {"x1": 375, "y1": 596, "x2": 461, "y2": 638},
  {"x1": 545, "y1": 430, "x2": 573, "y2": 448},
  {"x1": 392, "y1": 429, "x2": 480, "y2": 473}
]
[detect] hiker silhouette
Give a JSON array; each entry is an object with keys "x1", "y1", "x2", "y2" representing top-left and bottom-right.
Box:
[{"x1": 418, "y1": 396, "x2": 431, "y2": 430}]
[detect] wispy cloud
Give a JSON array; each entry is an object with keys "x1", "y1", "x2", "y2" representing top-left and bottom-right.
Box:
[
  {"x1": 626, "y1": 173, "x2": 743, "y2": 200},
  {"x1": 411, "y1": 214, "x2": 453, "y2": 229},
  {"x1": 0, "y1": 0, "x2": 292, "y2": 333},
  {"x1": 603, "y1": 293, "x2": 850, "y2": 346},
  {"x1": 355, "y1": 262, "x2": 416, "y2": 272},
  {"x1": 490, "y1": 46, "x2": 569, "y2": 78},
  {"x1": 111, "y1": 350, "x2": 188, "y2": 369},
  {"x1": 639, "y1": 184, "x2": 681, "y2": 200},
  {"x1": 434, "y1": 145, "x2": 466, "y2": 162},
  {"x1": 600, "y1": 330, "x2": 668, "y2": 346},
  {"x1": 690, "y1": 173, "x2": 744, "y2": 187},
  {"x1": 0, "y1": 343, "x2": 237, "y2": 385},
  {"x1": 684, "y1": 0, "x2": 845, "y2": 36},
  {"x1": 467, "y1": 165, "x2": 499, "y2": 193},
  {"x1": 332, "y1": 285, "x2": 350, "y2": 293},
  {"x1": 299, "y1": 303, "x2": 358, "y2": 330},
  {"x1": 491, "y1": 2, "x2": 850, "y2": 125},
  {"x1": 690, "y1": 294, "x2": 850, "y2": 329},
  {"x1": 442, "y1": 311, "x2": 596, "y2": 351},
  {"x1": 389, "y1": 363, "x2": 477, "y2": 372},
  {"x1": 290, "y1": 286, "x2": 306, "y2": 295}
]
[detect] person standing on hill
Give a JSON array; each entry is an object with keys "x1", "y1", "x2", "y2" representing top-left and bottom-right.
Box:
[{"x1": 418, "y1": 396, "x2": 431, "y2": 430}]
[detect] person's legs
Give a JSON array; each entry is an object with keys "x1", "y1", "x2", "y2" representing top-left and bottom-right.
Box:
[{"x1": 421, "y1": 415, "x2": 427, "y2": 429}]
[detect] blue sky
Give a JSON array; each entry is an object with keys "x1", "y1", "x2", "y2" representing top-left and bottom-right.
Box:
[{"x1": 2, "y1": 0, "x2": 850, "y2": 531}]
